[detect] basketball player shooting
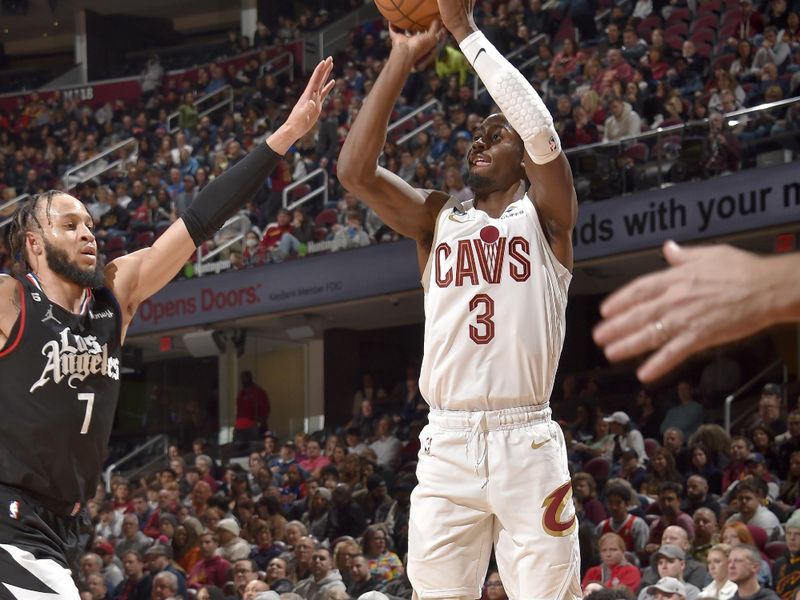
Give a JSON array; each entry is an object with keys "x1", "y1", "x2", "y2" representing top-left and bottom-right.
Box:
[
  {"x1": 0, "y1": 57, "x2": 334, "y2": 598},
  {"x1": 338, "y1": 0, "x2": 580, "y2": 597}
]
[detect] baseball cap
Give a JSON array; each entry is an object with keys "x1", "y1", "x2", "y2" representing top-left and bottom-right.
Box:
[
  {"x1": 358, "y1": 593, "x2": 390, "y2": 600},
  {"x1": 761, "y1": 383, "x2": 781, "y2": 396},
  {"x1": 144, "y1": 543, "x2": 173, "y2": 559},
  {"x1": 785, "y1": 510, "x2": 800, "y2": 531},
  {"x1": 648, "y1": 577, "x2": 687, "y2": 598},
  {"x1": 255, "y1": 593, "x2": 280, "y2": 600},
  {"x1": 746, "y1": 452, "x2": 766, "y2": 464},
  {"x1": 94, "y1": 541, "x2": 114, "y2": 556},
  {"x1": 603, "y1": 411, "x2": 631, "y2": 425},
  {"x1": 455, "y1": 130, "x2": 472, "y2": 141},
  {"x1": 654, "y1": 544, "x2": 686, "y2": 561},
  {"x1": 217, "y1": 518, "x2": 241, "y2": 537},
  {"x1": 367, "y1": 474, "x2": 387, "y2": 491}
]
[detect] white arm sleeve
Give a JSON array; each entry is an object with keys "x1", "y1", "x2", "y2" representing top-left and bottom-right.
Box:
[{"x1": 459, "y1": 30, "x2": 561, "y2": 164}]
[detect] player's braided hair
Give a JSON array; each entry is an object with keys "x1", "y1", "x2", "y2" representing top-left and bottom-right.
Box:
[{"x1": 5, "y1": 190, "x2": 61, "y2": 277}]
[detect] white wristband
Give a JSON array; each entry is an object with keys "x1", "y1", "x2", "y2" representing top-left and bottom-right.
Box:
[{"x1": 459, "y1": 30, "x2": 561, "y2": 164}]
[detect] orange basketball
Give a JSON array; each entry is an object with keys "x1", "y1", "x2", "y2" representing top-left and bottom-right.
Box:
[{"x1": 374, "y1": 0, "x2": 440, "y2": 32}]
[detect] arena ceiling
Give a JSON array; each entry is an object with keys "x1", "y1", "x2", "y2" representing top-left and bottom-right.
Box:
[{"x1": 0, "y1": 0, "x2": 234, "y2": 44}]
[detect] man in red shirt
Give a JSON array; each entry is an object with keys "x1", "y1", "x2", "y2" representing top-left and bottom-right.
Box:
[
  {"x1": 233, "y1": 370, "x2": 271, "y2": 449},
  {"x1": 186, "y1": 531, "x2": 231, "y2": 590}
]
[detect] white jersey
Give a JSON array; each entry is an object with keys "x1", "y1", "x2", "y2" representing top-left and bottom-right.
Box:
[{"x1": 419, "y1": 193, "x2": 571, "y2": 411}]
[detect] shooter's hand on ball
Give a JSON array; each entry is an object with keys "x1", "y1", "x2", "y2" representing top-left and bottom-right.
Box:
[
  {"x1": 593, "y1": 241, "x2": 800, "y2": 383},
  {"x1": 436, "y1": 0, "x2": 478, "y2": 41},
  {"x1": 388, "y1": 20, "x2": 442, "y2": 69}
]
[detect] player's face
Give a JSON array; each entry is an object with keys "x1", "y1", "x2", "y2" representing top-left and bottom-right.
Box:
[
  {"x1": 35, "y1": 194, "x2": 105, "y2": 288},
  {"x1": 467, "y1": 114, "x2": 525, "y2": 195}
]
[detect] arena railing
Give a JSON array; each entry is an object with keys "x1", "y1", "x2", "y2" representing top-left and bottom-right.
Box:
[
  {"x1": 387, "y1": 99, "x2": 442, "y2": 146},
  {"x1": 724, "y1": 359, "x2": 787, "y2": 434},
  {"x1": 0, "y1": 193, "x2": 29, "y2": 228},
  {"x1": 62, "y1": 137, "x2": 139, "y2": 191},
  {"x1": 194, "y1": 213, "x2": 252, "y2": 276},
  {"x1": 166, "y1": 84, "x2": 234, "y2": 135},
  {"x1": 562, "y1": 96, "x2": 800, "y2": 201},
  {"x1": 103, "y1": 434, "x2": 168, "y2": 493},
  {"x1": 303, "y1": 2, "x2": 380, "y2": 65},
  {"x1": 282, "y1": 168, "x2": 329, "y2": 212},
  {"x1": 259, "y1": 51, "x2": 295, "y2": 82}
]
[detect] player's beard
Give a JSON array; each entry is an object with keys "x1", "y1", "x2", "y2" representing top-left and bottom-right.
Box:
[
  {"x1": 467, "y1": 170, "x2": 495, "y2": 194},
  {"x1": 44, "y1": 239, "x2": 106, "y2": 289}
]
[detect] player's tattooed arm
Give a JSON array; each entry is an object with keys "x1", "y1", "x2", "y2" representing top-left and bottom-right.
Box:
[{"x1": 0, "y1": 275, "x2": 21, "y2": 345}]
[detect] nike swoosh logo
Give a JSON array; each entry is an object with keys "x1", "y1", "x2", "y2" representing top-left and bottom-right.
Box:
[
  {"x1": 474, "y1": 48, "x2": 486, "y2": 62},
  {"x1": 531, "y1": 438, "x2": 551, "y2": 449}
]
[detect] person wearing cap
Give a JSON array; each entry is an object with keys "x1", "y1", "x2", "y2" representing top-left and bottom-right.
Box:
[
  {"x1": 217, "y1": 517, "x2": 251, "y2": 562},
  {"x1": 144, "y1": 542, "x2": 187, "y2": 598},
  {"x1": 582, "y1": 532, "x2": 642, "y2": 591},
  {"x1": 605, "y1": 411, "x2": 647, "y2": 467},
  {"x1": 742, "y1": 453, "x2": 780, "y2": 500},
  {"x1": 293, "y1": 545, "x2": 347, "y2": 600},
  {"x1": 637, "y1": 545, "x2": 702, "y2": 600},
  {"x1": 94, "y1": 541, "x2": 124, "y2": 590},
  {"x1": 772, "y1": 511, "x2": 800, "y2": 600},
  {"x1": 187, "y1": 531, "x2": 232, "y2": 590},
  {"x1": 726, "y1": 478, "x2": 784, "y2": 541},
  {"x1": 647, "y1": 577, "x2": 688, "y2": 600},
  {"x1": 728, "y1": 545, "x2": 780, "y2": 600},
  {"x1": 641, "y1": 526, "x2": 712, "y2": 591}
]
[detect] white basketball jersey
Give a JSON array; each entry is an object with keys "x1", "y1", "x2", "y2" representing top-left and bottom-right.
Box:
[{"x1": 419, "y1": 193, "x2": 571, "y2": 411}]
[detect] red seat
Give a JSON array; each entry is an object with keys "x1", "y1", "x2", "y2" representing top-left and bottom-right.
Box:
[
  {"x1": 583, "y1": 457, "x2": 611, "y2": 487},
  {"x1": 133, "y1": 230, "x2": 154, "y2": 249},
  {"x1": 106, "y1": 249, "x2": 128, "y2": 261},
  {"x1": 690, "y1": 28, "x2": 716, "y2": 45},
  {"x1": 694, "y1": 43, "x2": 712, "y2": 58},
  {"x1": 637, "y1": 15, "x2": 663, "y2": 39},
  {"x1": 624, "y1": 142, "x2": 649, "y2": 162},
  {"x1": 644, "y1": 438, "x2": 660, "y2": 458},
  {"x1": 291, "y1": 184, "x2": 312, "y2": 201},
  {"x1": 691, "y1": 14, "x2": 719, "y2": 32},
  {"x1": 666, "y1": 7, "x2": 691, "y2": 24},
  {"x1": 764, "y1": 541, "x2": 787, "y2": 561},
  {"x1": 696, "y1": 0, "x2": 722, "y2": 14},
  {"x1": 665, "y1": 22, "x2": 689, "y2": 37},
  {"x1": 314, "y1": 208, "x2": 338, "y2": 228},
  {"x1": 104, "y1": 235, "x2": 126, "y2": 252},
  {"x1": 711, "y1": 53, "x2": 736, "y2": 71},
  {"x1": 666, "y1": 35, "x2": 686, "y2": 50},
  {"x1": 721, "y1": 7, "x2": 743, "y2": 24}
]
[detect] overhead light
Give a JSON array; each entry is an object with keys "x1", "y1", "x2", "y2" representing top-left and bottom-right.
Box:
[
  {"x1": 2, "y1": 28, "x2": 8, "y2": 34},
  {"x1": 42, "y1": 32, "x2": 48, "y2": 37},
  {"x1": 53, "y1": 20, "x2": 58, "y2": 26}
]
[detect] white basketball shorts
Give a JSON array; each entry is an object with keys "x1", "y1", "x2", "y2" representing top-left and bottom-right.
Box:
[{"x1": 407, "y1": 405, "x2": 581, "y2": 600}]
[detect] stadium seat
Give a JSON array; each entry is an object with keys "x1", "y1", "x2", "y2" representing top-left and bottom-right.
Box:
[
  {"x1": 694, "y1": 43, "x2": 712, "y2": 58},
  {"x1": 584, "y1": 457, "x2": 611, "y2": 488},
  {"x1": 721, "y1": 7, "x2": 743, "y2": 24},
  {"x1": 637, "y1": 15, "x2": 663, "y2": 39},
  {"x1": 697, "y1": 0, "x2": 722, "y2": 14},
  {"x1": 690, "y1": 28, "x2": 716, "y2": 46},
  {"x1": 291, "y1": 184, "x2": 312, "y2": 202},
  {"x1": 711, "y1": 53, "x2": 736, "y2": 71},
  {"x1": 106, "y1": 249, "x2": 128, "y2": 261},
  {"x1": 665, "y1": 22, "x2": 689, "y2": 38},
  {"x1": 691, "y1": 14, "x2": 719, "y2": 32},
  {"x1": 666, "y1": 7, "x2": 691, "y2": 24},
  {"x1": 133, "y1": 231, "x2": 155, "y2": 249},
  {"x1": 644, "y1": 438, "x2": 660, "y2": 458},
  {"x1": 666, "y1": 35, "x2": 687, "y2": 50},
  {"x1": 314, "y1": 208, "x2": 338, "y2": 228},
  {"x1": 104, "y1": 235, "x2": 126, "y2": 252},
  {"x1": 764, "y1": 541, "x2": 787, "y2": 560}
]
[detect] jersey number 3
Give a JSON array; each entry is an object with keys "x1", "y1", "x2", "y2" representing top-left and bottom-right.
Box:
[
  {"x1": 469, "y1": 294, "x2": 495, "y2": 344},
  {"x1": 78, "y1": 393, "x2": 95, "y2": 434}
]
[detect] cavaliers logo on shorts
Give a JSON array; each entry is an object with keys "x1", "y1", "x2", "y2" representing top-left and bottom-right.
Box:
[{"x1": 541, "y1": 481, "x2": 576, "y2": 537}]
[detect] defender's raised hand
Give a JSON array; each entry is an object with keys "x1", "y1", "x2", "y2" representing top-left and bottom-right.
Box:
[{"x1": 283, "y1": 57, "x2": 335, "y2": 138}]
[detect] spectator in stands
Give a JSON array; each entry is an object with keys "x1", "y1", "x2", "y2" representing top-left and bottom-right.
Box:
[
  {"x1": 217, "y1": 518, "x2": 251, "y2": 562},
  {"x1": 686, "y1": 444, "x2": 722, "y2": 495},
  {"x1": 294, "y1": 545, "x2": 346, "y2": 599},
  {"x1": 705, "y1": 111, "x2": 742, "y2": 176},
  {"x1": 646, "y1": 483, "x2": 696, "y2": 551},
  {"x1": 727, "y1": 545, "x2": 780, "y2": 600},
  {"x1": 187, "y1": 530, "x2": 231, "y2": 589},
  {"x1": 776, "y1": 451, "x2": 800, "y2": 514},
  {"x1": 701, "y1": 543, "x2": 739, "y2": 600},
  {"x1": 640, "y1": 545, "x2": 703, "y2": 600},
  {"x1": 726, "y1": 478, "x2": 785, "y2": 541},
  {"x1": 362, "y1": 525, "x2": 403, "y2": 582},
  {"x1": 173, "y1": 521, "x2": 202, "y2": 574},
  {"x1": 116, "y1": 513, "x2": 153, "y2": 560},
  {"x1": 605, "y1": 411, "x2": 647, "y2": 466},
  {"x1": 683, "y1": 475, "x2": 721, "y2": 520},
  {"x1": 347, "y1": 554, "x2": 383, "y2": 597},
  {"x1": 771, "y1": 511, "x2": 800, "y2": 600},
  {"x1": 582, "y1": 532, "x2": 642, "y2": 591},
  {"x1": 140, "y1": 53, "x2": 164, "y2": 100},
  {"x1": 596, "y1": 484, "x2": 650, "y2": 553},
  {"x1": 691, "y1": 508, "x2": 720, "y2": 563},
  {"x1": 332, "y1": 209, "x2": 371, "y2": 251},
  {"x1": 144, "y1": 543, "x2": 187, "y2": 597},
  {"x1": 114, "y1": 551, "x2": 152, "y2": 600},
  {"x1": 604, "y1": 97, "x2": 643, "y2": 142},
  {"x1": 661, "y1": 381, "x2": 704, "y2": 440},
  {"x1": 562, "y1": 105, "x2": 600, "y2": 148},
  {"x1": 261, "y1": 208, "x2": 304, "y2": 261},
  {"x1": 777, "y1": 411, "x2": 800, "y2": 479},
  {"x1": 573, "y1": 472, "x2": 608, "y2": 526}
]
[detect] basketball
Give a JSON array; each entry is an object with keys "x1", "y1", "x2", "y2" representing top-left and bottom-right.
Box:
[{"x1": 374, "y1": 0, "x2": 440, "y2": 31}]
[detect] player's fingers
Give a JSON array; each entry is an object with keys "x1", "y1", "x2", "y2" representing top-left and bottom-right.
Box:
[
  {"x1": 637, "y1": 333, "x2": 699, "y2": 383},
  {"x1": 319, "y1": 78, "x2": 336, "y2": 101},
  {"x1": 593, "y1": 294, "x2": 671, "y2": 348},
  {"x1": 662, "y1": 239, "x2": 715, "y2": 267}
]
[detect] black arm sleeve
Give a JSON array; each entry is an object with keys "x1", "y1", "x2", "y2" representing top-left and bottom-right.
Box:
[{"x1": 182, "y1": 142, "x2": 281, "y2": 246}]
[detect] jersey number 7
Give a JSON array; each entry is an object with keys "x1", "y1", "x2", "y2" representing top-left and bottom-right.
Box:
[{"x1": 78, "y1": 393, "x2": 95, "y2": 434}]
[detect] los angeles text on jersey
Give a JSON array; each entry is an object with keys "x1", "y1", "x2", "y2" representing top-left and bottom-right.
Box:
[
  {"x1": 30, "y1": 327, "x2": 120, "y2": 392},
  {"x1": 433, "y1": 236, "x2": 532, "y2": 287}
]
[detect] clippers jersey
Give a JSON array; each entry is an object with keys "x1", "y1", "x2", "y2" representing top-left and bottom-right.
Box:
[
  {"x1": 419, "y1": 194, "x2": 571, "y2": 411},
  {"x1": 0, "y1": 274, "x2": 122, "y2": 511}
]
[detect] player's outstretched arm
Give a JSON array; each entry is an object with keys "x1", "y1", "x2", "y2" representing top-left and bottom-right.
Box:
[
  {"x1": 337, "y1": 22, "x2": 448, "y2": 245},
  {"x1": 106, "y1": 58, "x2": 335, "y2": 334},
  {"x1": 593, "y1": 242, "x2": 800, "y2": 382},
  {"x1": 437, "y1": 0, "x2": 577, "y2": 269}
]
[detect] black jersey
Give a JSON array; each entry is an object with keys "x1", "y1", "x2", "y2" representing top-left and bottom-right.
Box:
[{"x1": 0, "y1": 274, "x2": 122, "y2": 512}]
